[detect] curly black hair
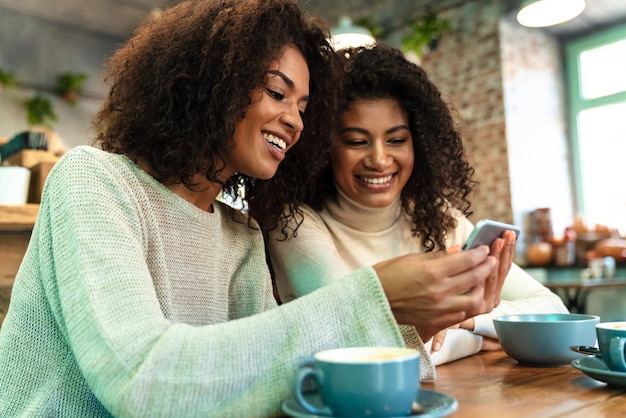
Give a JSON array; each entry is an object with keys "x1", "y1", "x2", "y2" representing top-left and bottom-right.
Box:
[
  {"x1": 93, "y1": 0, "x2": 341, "y2": 230},
  {"x1": 304, "y1": 43, "x2": 477, "y2": 251}
]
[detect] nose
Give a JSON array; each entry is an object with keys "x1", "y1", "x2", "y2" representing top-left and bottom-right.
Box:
[
  {"x1": 280, "y1": 103, "x2": 304, "y2": 133},
  {"x1": 365, "y1": 141, "x2": 391, "y2": 170}
]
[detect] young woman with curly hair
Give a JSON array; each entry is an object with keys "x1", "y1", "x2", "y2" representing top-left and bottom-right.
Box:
[
  {"x1": 0, "y1": 2, "x2": 508, "y2": 416},
  {"x1": 267, "y1": 43, "x2": 567, "y2": 377}
]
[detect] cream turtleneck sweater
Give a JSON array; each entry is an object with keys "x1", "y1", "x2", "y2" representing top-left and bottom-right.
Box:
[{"x1": 267, "y1": 188, "x2": 568, "y2": 378}]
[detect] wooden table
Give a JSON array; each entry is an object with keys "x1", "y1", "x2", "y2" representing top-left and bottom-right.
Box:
[
  {"x1": 544, "y1": 277, "x2": 626, "y2": 313},
  {"x1": 423, "y1": 350, "x2": 626, "y2": 417}
]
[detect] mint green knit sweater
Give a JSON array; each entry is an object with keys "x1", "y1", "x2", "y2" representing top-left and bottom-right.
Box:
[{"x1": 0, "y1": 146, "x2": 404, "y2": 417}]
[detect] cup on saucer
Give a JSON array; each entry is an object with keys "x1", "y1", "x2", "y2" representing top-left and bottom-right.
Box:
[
  {"x1": 597, "y1": 321, "x2": 626, "y2": 372},
  {"x1": 293, "y1": 346, "x2": 419, "y2": 417}
]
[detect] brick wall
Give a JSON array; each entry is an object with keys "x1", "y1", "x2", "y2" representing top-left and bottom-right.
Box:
[
  {"x1": 415, "y1": 0, "x2": 574, "y2": 248},
  {"x1": 419, "y1": 1, "x2": 514, "y2": 225}
]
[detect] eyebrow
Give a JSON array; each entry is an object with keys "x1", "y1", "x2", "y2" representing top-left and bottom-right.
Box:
[
  {"x1": 267, "y1": 70, "x2": 310, "y2": 102},
  {"x1": 339, "y1": 125, "x2": 410, "y2": 135}
]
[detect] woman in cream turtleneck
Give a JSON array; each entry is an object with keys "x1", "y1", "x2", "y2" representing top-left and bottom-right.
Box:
[{"x1": 266, "y1": 43, "x2": 568, "y2": 380}]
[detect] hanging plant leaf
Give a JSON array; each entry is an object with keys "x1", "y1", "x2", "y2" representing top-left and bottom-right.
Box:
[
  {"x1": 0, "y1": 68, "x2": 17, "y2": 89},
  {"x1": 55, "y1": 72, "x2": 88, "y2": 105},
  {"x1": 402, "y1": 11, "x2": 451, "y2": 57},
  {"x1": 24, "y1": 95, "x2": 57, "y2": 127},
  {"x1": 355, "y1": 16, "x2": 384, "y2": 39}
]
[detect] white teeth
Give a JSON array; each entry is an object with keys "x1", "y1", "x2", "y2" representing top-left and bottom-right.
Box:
[
  {"x1": 263, "y1": 133, "x2": 286, "y2": 151},
  {"x1": 361, "y1": 175, "x2": 392, "y2": 184}
]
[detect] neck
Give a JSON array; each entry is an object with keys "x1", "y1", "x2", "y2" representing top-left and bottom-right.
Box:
[
  {"x1": 138, "y1": 158, "x2": 222, "y2": 212},
  {"x1": 166, "y1": 179, "x2": 221, "y2": 213}
]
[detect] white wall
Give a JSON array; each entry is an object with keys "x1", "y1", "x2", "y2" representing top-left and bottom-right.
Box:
[
  {"x1": 0, "y1": 7, "x2": 119, "y2": 149},
  {"x1": 500, "y1": 20, "x2": 575, "y2": 247}
]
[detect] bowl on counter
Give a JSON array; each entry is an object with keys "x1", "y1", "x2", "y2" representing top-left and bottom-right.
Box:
[{"x1": 494, "y1": 313, "x2": 599, "y2": 365}]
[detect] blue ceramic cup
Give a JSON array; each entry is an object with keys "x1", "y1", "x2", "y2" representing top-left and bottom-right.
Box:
[
  {"x1": 596, "y1": 322, "x2": 626, "y2": 372},
  {"x1": 294, "y1": 346, "x2": 420, "y2": 417}
]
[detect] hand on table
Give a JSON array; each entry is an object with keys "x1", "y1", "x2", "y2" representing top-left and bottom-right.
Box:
[{"x1": 481, "y1": 337, "x2": 502, "y2": 351}]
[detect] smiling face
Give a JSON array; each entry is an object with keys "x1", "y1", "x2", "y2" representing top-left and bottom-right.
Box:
[
  {"x1": 225, "y1": 45, "x2": 310, "y2": 181},
  {"x1": 331, "y1": 98, "x2": 414, "y2": 208}
]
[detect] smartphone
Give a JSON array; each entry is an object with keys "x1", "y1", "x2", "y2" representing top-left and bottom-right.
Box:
[{"x1": 462, "y1": 219, "x2": 521, "y2": 251}]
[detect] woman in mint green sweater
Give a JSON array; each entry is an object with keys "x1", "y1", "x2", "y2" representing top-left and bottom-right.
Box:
[{"x1": 0, "y1": 2, "x2": 501, "y2": 417}]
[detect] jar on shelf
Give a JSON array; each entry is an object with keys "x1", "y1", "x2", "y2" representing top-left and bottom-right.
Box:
[{"x1": 553, "y1": 227, "x2": 576, "y2": 267}]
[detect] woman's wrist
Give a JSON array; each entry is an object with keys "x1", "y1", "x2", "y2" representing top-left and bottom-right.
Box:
[{"x1": 459, "y1": 318, "x2": 475, "y2": 332}]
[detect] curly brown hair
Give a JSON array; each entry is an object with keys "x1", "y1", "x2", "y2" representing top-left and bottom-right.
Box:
[
  {"x1": 93, "y1": 0, "x2": 341, "y2": 230},
  {"x1": 304, "y1": 43, "x2": 477, "y2": 251}
]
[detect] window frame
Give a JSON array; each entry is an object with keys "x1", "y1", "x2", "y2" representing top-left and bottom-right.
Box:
[{"x1": 565, "y1": 24, "x2": 626, "y2": 216}]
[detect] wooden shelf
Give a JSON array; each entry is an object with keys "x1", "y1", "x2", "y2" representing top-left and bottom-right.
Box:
[{"x1": 0, "y1": 204, "x2": 39, "y2": 231}]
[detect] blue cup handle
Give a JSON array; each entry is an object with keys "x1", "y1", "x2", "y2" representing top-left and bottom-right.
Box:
[
  {"x1": 294, "y1": 367, "x2": 333, "y2": 416},
  {"x1": 608, "y1": 337, "x2": 626, "y2": 372}
]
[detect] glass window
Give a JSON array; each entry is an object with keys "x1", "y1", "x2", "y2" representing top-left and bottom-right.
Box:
[
  {"x1": 579, "y1": 39, "x2": 626, "y2": 99},
  {"x1": 566, "y1": 25, "x2": 626, "y2": 233}
]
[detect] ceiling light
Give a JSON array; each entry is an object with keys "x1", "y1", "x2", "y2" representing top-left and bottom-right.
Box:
[
  {"x1": 330, "y1": 16, "x2": 375, "y2": 50},
  {"x1": 517, "y1": 0, "x2": 586, "y2": 28}
]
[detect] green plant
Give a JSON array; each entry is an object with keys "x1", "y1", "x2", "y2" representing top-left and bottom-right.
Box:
[
  {"x1": 24, "y1": 95, "x2": 57, "y2": 127},
  {"x1": 55, "y1": 72, "x2": 88, "y2": 105},
  {"x1": 355, "y1": 16, "x2": 384, "y2": 39},
  {"x1": 0, "y1": 68, "x2": 17, "y2": 89},
  {"x1": 402, "y1": 11, "x2": 451, "y2": 57}
]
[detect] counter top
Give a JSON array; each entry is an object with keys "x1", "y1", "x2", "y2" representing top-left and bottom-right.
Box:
[{"x1": 0, "y1": 204, "x2": 39, "y2": 231}]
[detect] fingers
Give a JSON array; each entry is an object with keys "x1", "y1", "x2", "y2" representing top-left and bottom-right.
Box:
[
  {"x1": 427, "y1": 246, "x2": 492, "y2": 287},
  {"x1": 431, "y1": 329, "x2": 448, "y2": 352},
  {"x1": 376, "y1": 246, "x2": 496, "y2": 340},
  {"x1": 481, "y1": 337, "x2": 502, "y2": 351},
  {"x1": 484, "y1": 237, "x2": 505, "y2": 310},
  {"x1": 412, "y1": 311, "x2": 467, "y2": 343},
  {"x1": 446, "y1": 244, "x2": 462, "y2": 254},
  {"x1": 445, "y1": 248, "x2": 495, "y2": 300},
  {"x1": 482, "y1": 229, "x2": 517, "y2": 311},
  {"x1": 376, "y1": 246, "x2": 491, "y2": 301},
  {"x1": 496, "y1": 230, "x2": 516, "y2": 302}
]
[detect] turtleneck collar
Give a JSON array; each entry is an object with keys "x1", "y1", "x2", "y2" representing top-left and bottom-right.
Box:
[{"x1": 324, "y1": 185, "x2": 403, "y2": 232}]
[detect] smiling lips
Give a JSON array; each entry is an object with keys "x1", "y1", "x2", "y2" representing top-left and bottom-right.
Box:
[
  {"x1": 264, "y1": 133, "x2": 287, "y2": 151},
  {"x1": 358, "y1": 175, "x2": 393, "y2": 185}
]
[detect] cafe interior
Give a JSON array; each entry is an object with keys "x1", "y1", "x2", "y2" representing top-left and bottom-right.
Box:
[{"x1": 1, "y1": 0, "x2": 626, "y2": 415}]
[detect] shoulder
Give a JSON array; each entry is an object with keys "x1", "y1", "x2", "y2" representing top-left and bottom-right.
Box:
[
  {"x1": 50, "y1": 146, "x2": 127, "y2": 177},
  {"x1": 301, "y1": 202, "x2": 326, "y2": 223},
  {"x1": 444, "y1": 209, "x2": 475, "y2": 246},
  {"x1": 216, "y1": 202, "x2": 263, "y2": 237},
  {"x1": 265, "y1": 202, "x2": 328, "y2": 243}
]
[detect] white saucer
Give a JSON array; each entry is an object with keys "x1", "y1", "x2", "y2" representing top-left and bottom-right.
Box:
[
  {"x1": 572, "y1": 356, "x2": 626, "y2": 387},
  {"x1": 281, "y1": 388, "x2": 458, "y2": 418}
]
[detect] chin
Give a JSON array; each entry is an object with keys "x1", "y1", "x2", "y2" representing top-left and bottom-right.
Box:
[{"x1": 257, "y1": 168, "x2": 279, "y2": 181}]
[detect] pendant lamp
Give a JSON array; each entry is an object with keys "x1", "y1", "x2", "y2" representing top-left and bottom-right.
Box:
[
  {"x1": 330, "y1": 16, "x2": 375, "y2": 50},
  {"x1": 517, "y1": 0, "x2": 586, "y2": 28}
]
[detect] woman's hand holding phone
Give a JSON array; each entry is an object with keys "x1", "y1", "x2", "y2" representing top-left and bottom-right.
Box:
[
  {"x1": 463, "y1": 219, "x2": 519, "y2": 311},
  {"x1": 431, "y1": 223, "x2": 518, "y2": 352},
  {"x1": 375, "y1": 246, "x2": 496, "y2": 343},
  {"x1": 484, "y1": 229, "x2": 516, "y2": 311}
]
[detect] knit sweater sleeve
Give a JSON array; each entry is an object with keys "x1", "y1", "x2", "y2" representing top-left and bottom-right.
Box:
[{"x1": 0, "y1": 148, "x2": 405, "y2": 418}]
